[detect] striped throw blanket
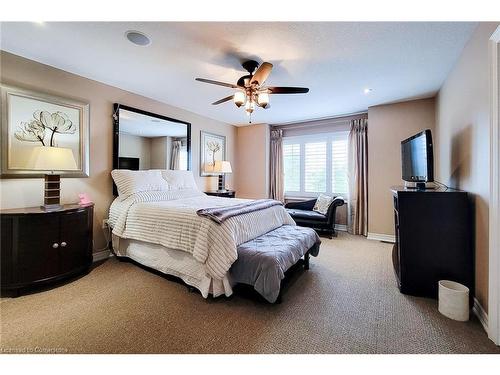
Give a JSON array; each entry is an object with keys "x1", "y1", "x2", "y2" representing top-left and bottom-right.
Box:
[{"x1": 196, "y1": 199, "x2": 283, "y2": 224}]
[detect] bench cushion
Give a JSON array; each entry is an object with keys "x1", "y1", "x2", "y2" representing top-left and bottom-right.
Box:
[
  {"x1": 230, "y1": 225, "x2": 320, "y2": 303},
  {"x1": 286, "y1": 208, "x2": 327, "y2": 221}
]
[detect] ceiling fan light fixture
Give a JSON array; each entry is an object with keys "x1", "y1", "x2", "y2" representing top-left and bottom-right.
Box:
[
  {"x1": 234, "y1": 91, "x2": 246, "y2": 107},
  {"x1": 195, "y1": 60, "x2": 309, "y2": 123},
  {"x1": 245, "y1": 100, "x2": 255, "y2": 114},
  {"x1": 257, "y1": 92, "x2": 269, "y2": 107}
]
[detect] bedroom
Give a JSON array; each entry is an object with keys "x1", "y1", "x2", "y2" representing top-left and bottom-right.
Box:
[{"x1": 1, "y1": 0, "x2": 500, "y2": 372}]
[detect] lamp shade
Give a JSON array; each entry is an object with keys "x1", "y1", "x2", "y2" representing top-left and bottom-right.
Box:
[
  {"x1": 212, "y1": 160, "x2": 232, "y2": 174},
  {"x1": 25, "y1": 146, "x2": 77, "y2": 171}
]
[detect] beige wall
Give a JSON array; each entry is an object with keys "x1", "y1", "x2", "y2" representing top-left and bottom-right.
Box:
[
  {"x1": 435, "y1": 23, "x2": 499, "y2": 312},
  {"x1": 119, "y1": 133, "x2": 152, "y2": 170},
  {"x1": 150, "y1": 136, "x2": 170, "y2": 169},
  {"x1": 367, "y1": 98, "x2": 436, "y2": 236},
  {"x1": 0, "y1": 51, "x2": 237, "y2": 252},
  {"x1": 234, "y1": 124, "x2": 270, "y2": 199}
]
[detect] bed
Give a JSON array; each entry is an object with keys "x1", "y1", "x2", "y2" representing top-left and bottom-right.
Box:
[{"x1": 108, "y1": 169, "x2": 320, "y2": 302}]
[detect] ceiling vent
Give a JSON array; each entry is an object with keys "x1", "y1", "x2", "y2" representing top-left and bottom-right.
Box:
[{"x1": 125, "y1": 30, "x2": 151, "y2": 46}]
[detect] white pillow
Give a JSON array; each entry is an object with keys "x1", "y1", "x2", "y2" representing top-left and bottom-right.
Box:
[
  {"x1": 313, "y1": 193, "x2": 334, "y2": 215},
  {"x1": 161, "y1": 170, "x2": 199, "y2": 190},
  {"x1": 111, "y1": 169, "x2": 169, "y2": 198}
]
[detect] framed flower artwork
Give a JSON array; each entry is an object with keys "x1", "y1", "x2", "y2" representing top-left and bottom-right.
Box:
[
  {"x1": 0, "y1": 85, "x2": 90, "y2": 178},
  {"x1": 200, "y1": 131, "x2": 226, "y2": 176}
]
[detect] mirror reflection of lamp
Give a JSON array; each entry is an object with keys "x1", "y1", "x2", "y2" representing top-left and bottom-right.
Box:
[
  {"x1": 212, "y1": 160, "x2": 232, "y2": 193},
  {"x1": 24, "y1": 146, "x2": 77, "y2": 211}
]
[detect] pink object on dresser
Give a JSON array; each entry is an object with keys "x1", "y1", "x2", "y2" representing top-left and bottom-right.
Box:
[{"x1": 78, "y1": 193, "x2": 92, "y2": 205}]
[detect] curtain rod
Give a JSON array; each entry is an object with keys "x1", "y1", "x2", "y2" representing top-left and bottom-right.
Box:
[{"x1": 271, "y1": 111, "x2": 368, "y2": 128}]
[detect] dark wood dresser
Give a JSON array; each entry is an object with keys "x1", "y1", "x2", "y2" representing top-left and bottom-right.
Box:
[
  {"x1": 204, "y1": 190, "x2": 236, "y2": 198},
  {"x1": 391, "y1": 186, "x2": 473, "y2": 299},
  {"x1": 1, "y1": 203, "x2": 94, "y2": 296}
]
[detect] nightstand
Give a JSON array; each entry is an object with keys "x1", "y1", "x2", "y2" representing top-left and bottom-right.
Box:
[
  {"x1": 0, "y1": 203, "x2": 94, "y2": 297},
  {"x1": 205, "y1": 190, "x2": 236, "y2": 198}
]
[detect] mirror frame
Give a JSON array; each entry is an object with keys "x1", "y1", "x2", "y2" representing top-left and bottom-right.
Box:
[{"x1": 112, "y1": 103, "x2": 192, "y2": 195}]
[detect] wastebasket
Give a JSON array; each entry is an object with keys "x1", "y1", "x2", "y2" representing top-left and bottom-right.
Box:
[{"x1": 438, "y1": 280, "x2": 469, "y2": 321}]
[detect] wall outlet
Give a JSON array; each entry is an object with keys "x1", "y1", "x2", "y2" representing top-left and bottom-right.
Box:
[{"x1": 102, "y1": 219, "x2": 109, "y2": 229}]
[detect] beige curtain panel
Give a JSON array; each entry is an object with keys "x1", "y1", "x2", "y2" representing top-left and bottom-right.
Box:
[
  {"x1": 270, "y1": 128, "x2": 284, "y2": 202},
  {"x1": 348, "y1": 118, "x2": 368, "y2": 236},
  {"x1": 170, "y1": 140, "x2": 181, "y2": 170}
]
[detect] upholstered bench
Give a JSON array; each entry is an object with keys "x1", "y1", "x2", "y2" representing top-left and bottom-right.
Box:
[{"x1": 230, "y1": 225, "x2": 321, "y2": 303}]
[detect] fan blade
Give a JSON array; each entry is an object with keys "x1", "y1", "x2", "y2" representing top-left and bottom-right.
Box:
[
  {"x1": 212, "y1": 95, "x2": 234, "y2": 105},
  {"x1": 195, "y1": 78, "x2": 238, "y2": 89},
  {"x1": 267, "y1": 87, "x2": 309, "y2": 94},
  {"x1": 250, "y1": 62, "x2": 273, "y2": 86}
]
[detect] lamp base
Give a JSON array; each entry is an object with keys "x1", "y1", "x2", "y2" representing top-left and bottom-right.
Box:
[
  {"x1": 217, "y1": 174, "x2": 226, "y2": 193},
  {"x1": 40, "y1": 204, "x2": 63, "y2": 212},
  {"x1": 44, "y1": 174, "x2": 61, "y2": 210}
]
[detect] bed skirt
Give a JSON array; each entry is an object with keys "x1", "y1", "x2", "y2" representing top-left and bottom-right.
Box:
[{"x1": 112, "y1": 234, "x2": 234, "y2": 298}]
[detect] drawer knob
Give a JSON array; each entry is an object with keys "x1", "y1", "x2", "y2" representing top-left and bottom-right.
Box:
[
  {"x1": 61, "y1": 242, "x2": 67, "y2": 248},
  {"x1": 52, "y1": 243, "x2": 59, "y2": 249}
]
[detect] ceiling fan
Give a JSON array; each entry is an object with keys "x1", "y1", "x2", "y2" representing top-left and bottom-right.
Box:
[{"x1": 195, "y1": 60, "x2": 309, "y2": 122}]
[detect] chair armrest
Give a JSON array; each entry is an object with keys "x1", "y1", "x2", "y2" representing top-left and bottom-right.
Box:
[
  {"x1": 326, "y1": 196, "x2": 346, "y2": 225},
  {"x1": 331, "y1": 196, "x2": 345, "y2": 207},
  {"x1": 285, "y1": 199, "x2": 317, "y2": 210}
]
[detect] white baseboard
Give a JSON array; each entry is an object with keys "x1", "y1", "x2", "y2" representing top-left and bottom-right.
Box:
[
  {"x1": 93, "y1": 249, "x2": 112, "y2": 262},
  {"x1": 336, "y1": 224, "x2": 347, "y2": 232},
  {"x1": 367, "y1": 232, "x2": 396, "y2": 243},
  {"x1": 473, "y1": 297, "x2": 489, "y2": 333}
]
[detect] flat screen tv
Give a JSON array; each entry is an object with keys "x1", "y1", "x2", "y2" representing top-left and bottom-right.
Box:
[
  {"x1": 401, "y1": 129, "x2": 434, "y2": 190},
  {"x1": 118, "y1": 157, "x2": 140, "y2": 170}
]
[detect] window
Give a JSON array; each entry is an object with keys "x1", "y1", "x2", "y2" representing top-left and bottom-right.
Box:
[
  {"x1": 179, "y1": 146, "x2": 188, "y2": 171},
  {"x1": 283, "y1": 132, "x2": 349, "y2": 197},
  {"x1": 305, "y1": 141, "x2": 327, "y2": 192}
]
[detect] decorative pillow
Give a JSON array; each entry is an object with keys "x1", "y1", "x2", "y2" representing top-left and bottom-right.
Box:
[
  {"x1": 161, "y1": 170, "x2": 199, "y2": 190},
  {"x1": 313, "y1": 194, "x2": 334, "y2": 215},
  {"x1": 111, "y1": 169, "x2": 169, "y2": 198}
]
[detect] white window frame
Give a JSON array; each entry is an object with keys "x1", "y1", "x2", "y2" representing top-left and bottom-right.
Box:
[{"x1": 283, "y1": 131, "x2": 349, "y2": 199}]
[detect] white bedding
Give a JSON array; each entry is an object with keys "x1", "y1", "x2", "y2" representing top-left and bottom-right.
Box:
[
  {"x1": 108, "y1": 190, "x2": 295, "y2": 280},
  {"x1": 112, "y1": 235, "x2": 233, "y2": 298}
]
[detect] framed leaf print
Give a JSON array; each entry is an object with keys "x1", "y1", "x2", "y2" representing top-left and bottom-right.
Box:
[
  {"x1": 200, "y1": 131, "x2": 226, "y2": 176},
  {"x1": 0, "y1": 84, "x2": 90, "y2": 178}
]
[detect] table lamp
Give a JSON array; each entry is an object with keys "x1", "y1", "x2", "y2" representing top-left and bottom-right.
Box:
[
  {"x1": 212, "y1": 160, "x2": 232, "y2": 193},
  {"x1": 25, "y1": 146, "x2": 77, "y2": 211}
]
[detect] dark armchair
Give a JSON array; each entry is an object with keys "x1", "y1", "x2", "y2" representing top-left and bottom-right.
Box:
[{"x1": 285, "y1": 196, "x2": 345, "y2": 238}]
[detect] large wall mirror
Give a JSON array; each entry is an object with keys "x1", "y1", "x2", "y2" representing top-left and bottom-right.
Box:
[{"x1": 112, "y1": 104, "x2": 191, "y2": 193}]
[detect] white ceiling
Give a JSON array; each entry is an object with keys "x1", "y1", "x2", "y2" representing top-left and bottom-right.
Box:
[
  {"x1": 119, "y1": 109, "x2": 188, "y2": 137},
  {"x1": 0, "y1": 22, "x2": 476, "y2": 125}
]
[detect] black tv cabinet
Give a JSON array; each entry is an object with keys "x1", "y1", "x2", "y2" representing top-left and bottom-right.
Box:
[{"x1": 391, "y1": 186, "x2": 473, "y2": 299}]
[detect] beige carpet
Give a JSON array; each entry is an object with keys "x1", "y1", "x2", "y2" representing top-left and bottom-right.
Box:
[{"x1": 1, "y1": 232, "x2": 498, "y2": 354}]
